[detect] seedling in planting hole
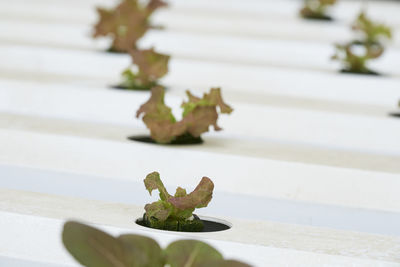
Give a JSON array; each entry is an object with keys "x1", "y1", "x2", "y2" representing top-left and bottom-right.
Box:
[
  {"x1": 135, "y1": 86, "x2": 233, "y2": 144},
  {"x1": 137, "y1": 171, "x2": 214, "y2": 232},
  {"x1": 62, "y1": 221, "x2": 251, "y2": 267},
  {"x1": 332, "y1": 12, "x2": 392, "y2": 75},
  {"x1": 118, "y1": 48, "x2": 170, "y2": 90},
  {"x1": 332, "y1": 42, "x2": 384, "y2": 75},
  {"x1": 93, "y1": 0, "x2": 167, "y2": 53},
  {"x1": 300, "y1": 0, "x2": 337, "y2": 21}
]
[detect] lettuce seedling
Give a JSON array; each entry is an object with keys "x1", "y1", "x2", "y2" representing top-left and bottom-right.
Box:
[
  {"x1": 332, "y1": 42, "x2": 384, "y2": 75},
  {"x1": 93, "y1": 0, "x2": 167, "y2": 53},
  {"x1": 62, "y1": 221, "x2": 251, "y2": 267},
  {"x1": 352, "y1": 11, "x2": 392, "y2": 45},
  {"x1": 139, "y1": 171, "x2": 214, "y2": 232},
  {"x1": 118, "y1": 48, "x2": 170, "y2": 90},
  {"x1": 332, "y1": 12, "x2": 392, "y2": 75},
  {"x1": 300, "y1": 0, "x2": 337, "y2": 21},
  {"x1": 136, "y1": 86, "x2": 233, "y2": 144}
]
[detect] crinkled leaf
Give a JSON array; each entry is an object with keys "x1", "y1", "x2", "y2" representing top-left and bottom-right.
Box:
[
  {"x1": 168, "y1": 177, "x2": 214, "y2": 210},
  {"x1": 143, "y1": 171, "x2": 171, "y2": 200},
  {"x1": 136, "y1": 87, "x2": 185, "y2": 143},
  {"x1": 182, "y1": 88, "x2": 233, "y2": 116},
  {"x1": 129, "y1": 48, "x2": 170, "y2": 85},
  {"x1": 181, "y1": 106, "x2": 220, "y2": 137},
  {"x1": 136, "y1": 86, "x2": 183, "y2": 143},
  {"x1": 118, "y1": 234, "x2": 165, "y2": 267},
  {"x1": 93, "y1": 0, "x2": 167, "y2": 52},
  {"x1": 137, "y1": 87, "x2": 232, "y2": 143},
  {"x1": 174, "y1": 187, "x2": 187, "y2": 197},
  {"x1": 145, "y1": 200, "x2": 172, "y2": 221},
  {"x1": 180, "y1": 88, "x2": 233, "y2": 137},
  {"x1": 62, "y1": 221, "x2": 127, "y2": 267},
  {"x1": 165, "y1": 240, "x2": 223, "y2": 267}
]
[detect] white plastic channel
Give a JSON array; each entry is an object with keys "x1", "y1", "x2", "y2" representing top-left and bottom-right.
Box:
[
  {"x1": 1, "y1": 79, "x2": 399, "y2": 156},
  {"x1": 0, "y1": 44, "x2": 399, "y2": 110},
  {"x1": 0, "y1": 129, "x2": 400, "y2": 214},
  {"x1": 0, "y1": 189, "x2": 399, "y2": 266}
]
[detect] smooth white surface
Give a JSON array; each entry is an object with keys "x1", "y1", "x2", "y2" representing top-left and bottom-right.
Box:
[
  {"x1": 1, "y1": 190, "x2": 400, "y2": 266},
  {"x1": 0, "y1": 44, "x2": 399, "y2": 110},
  {"x1": 1, "y1": 19, "x2": 399, "y2": 75},
  {"x1": 1, "y1": 0, "x2": 400, "y2": 265},
  {"x1": 1, "y1": 128, "x2": 400, "y2": 214},
  {"x1": 2, "y1": 0, "x2": 400, "y2": 29},
  {"x1": 1, "y1": 11, "x2": 400, "y2": 49},
  {"x1": 2, "y1": 163, "x2": 400, "y2": 236},
  {"x1": 1, "y1": 78, "x2": 399, "y2": 156}
]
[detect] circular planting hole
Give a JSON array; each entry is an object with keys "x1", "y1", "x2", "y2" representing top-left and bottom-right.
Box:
[
  {"x1": 340, "y1": 69, "x2": 381, "y2": 76},
  {"x1": 135, "y1": 215, "x2": 231, "y2": 233},
  {"x1": 106, "y1": 47, "x2": 126, "y2": 54},
  {"x1": 128, "y1": 134, "x2": 204, "y2": 145},
  {"x1": 305, "y1": 15, "x2": 333, "y2": 21},
  {"x1": 110, "y1": 85, "x2": 152, "y2": 91}
]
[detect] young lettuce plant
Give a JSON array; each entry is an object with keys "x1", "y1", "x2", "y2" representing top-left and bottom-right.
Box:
[
  {"x1": 331, "y1": 42, "x2": 384, "y2": 75},
  {"x1": 93, "y1": 0, "x2": 167, "y2": 53},
  {"x1": 62, "y1": 221, "x2": 252, "y2": 267},
  {"x1": 118, "y1": 48, "x2": 170, "y2": 90},
  {"x1": 300, "y1": 0, "x2": 337, "y2": 21},
  {"x1": 332, "y1": 12, "x2": 392, "y2": 75},
  {"x1": 137, "y1": 171, "x2": 214, "y2": 232},
  {"x1": 136, "y1": 86, "x2": 233, "y2": 144}
]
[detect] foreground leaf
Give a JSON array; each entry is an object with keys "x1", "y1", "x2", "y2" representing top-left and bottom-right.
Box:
[
  {"x1": 165, "y1": 240, "x2": 223, "y2": 267},
  {"x1": 118, "y1": 234, "x2": 164, "y2": 267},
  {"x1": 197, "y1": 260, "x2": 253, "y2": 267},
  {"x1": 63, "y1": 221, "x2": 165, "y2": 267},
  {"x1": 62, "y1": 221, "x2": 127, "y2": 267}
]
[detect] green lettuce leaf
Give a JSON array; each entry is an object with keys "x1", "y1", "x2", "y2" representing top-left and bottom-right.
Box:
[
  {"x1": 143, "y1": 171, "x2": 171, "y2": 200},
  {"x1": 352, "y1": 12, "x2": 392, "y2": 44},
  {"x1": 332, "y1": 42, "x2": 384, "y2": 74}
]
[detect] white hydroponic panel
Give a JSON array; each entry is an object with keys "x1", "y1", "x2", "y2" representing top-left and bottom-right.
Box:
[
  {"x1": 1, "y1": 20, "x2": 399, "y2": 75},
  {"x1": 1, "y1": 79, "x2": 399, "y2": 156},
  {"x1": 0, "y1": 44, "x2": 399, "y2": 111},
  {"x1": 2, "y1": 0, "x2": 400, "y2": 29},
  {"x1": 1, "y1": 128, "x2": 400, "y2": 214},
  {"x1": 1, "y1": 0, "x2": 400, "y2": 266},
  {"x1": 1, "y1": 189, "x2": 399, "y2": 266},
  {"x1": 1, "y1": 164, "x2": 400, "y2": 236}
]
